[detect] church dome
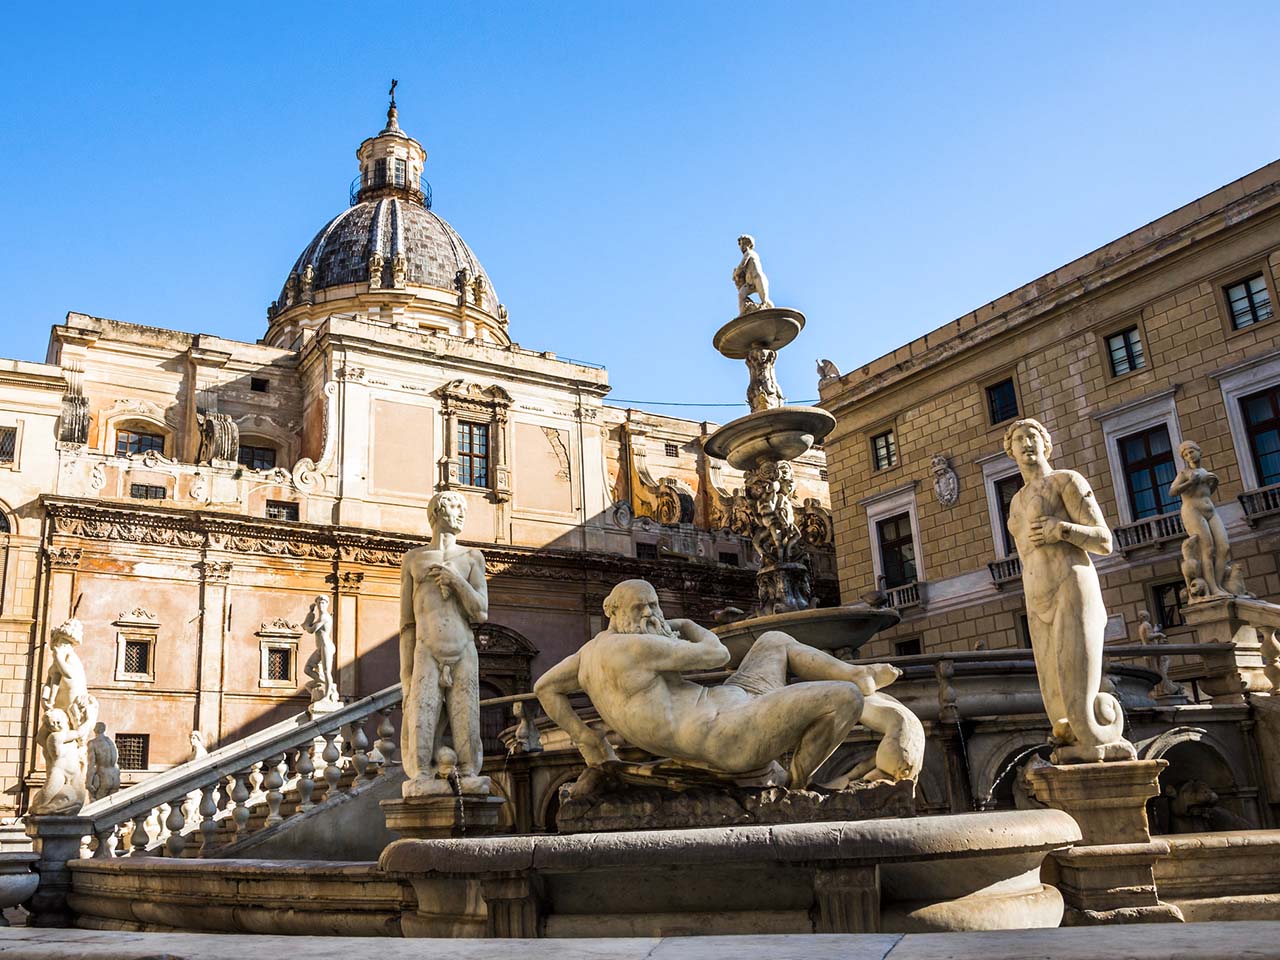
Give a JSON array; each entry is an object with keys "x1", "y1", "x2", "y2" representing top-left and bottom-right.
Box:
[{"x1": 265, "y1": 86, "x2": 508, "y2": 348}]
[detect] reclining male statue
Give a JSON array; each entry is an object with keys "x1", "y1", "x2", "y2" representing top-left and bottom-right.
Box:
[{"x1": 535, "y1": 578, "x2": 924, "y2": 791}]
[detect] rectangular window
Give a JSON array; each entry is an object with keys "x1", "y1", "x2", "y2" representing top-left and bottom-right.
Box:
[
  {"x1": 394, "y1": 158, "x2": 407, "y2": 186},
  {"x1": 820, "y1": 469, "x2": 829, "y2": 481},
  {"x1": 664, "y1": 441, "x2": 679, "y2": 458},
  {"x1": 238, "y1": 444, "x2": 277, "y2": 471},
  {"x1": 718, "y1": 551, "x2": 739, "y2": 566},
  {"x1": 871, "y1": 430, "x2": 897, "y2": 470},
  {"x1": 1242, "y1": 385, "x2": 1280, "y2": 487},
  {"x1": 266, "y1": 499, "x2": 299, "y2": 521},
  {"x1": 116, "y1": 430, "x2": 165, "y2": 457},
  {"x1": 1225, "y1": 274, "x2": 1273, "y2": 330},
  {"x1": 1118, "y1": 425, "x2": 1179, "y2": 520},
  {"x1": 116, "y1": 734, "x2": 149, "y2": 770},
  {"x1": 123, "y1": 639, "x2": 150, "y2": 676},
  {"x1": 265, "y1": 646, "x2": 293, "y2": 682},
  {"x1": 250, "y1": 377, "x2": 269, "y2": 393},
  {"x1": 458, "y1": 422, "x2": 490, "y2": 487},
  {"x1": 876, "y1": 512, "x2": 917, "y2": 588},
  {"x1": 986, "y1": 378, "x2": 1019, "y2": 424},
  {"x1": 373, "y1": 158, "x2": 388, "y2": 186},
  {"x1": 0, "y1": 427, "x2": 15, "y2": 465},
  {"x1": 1149, "y1": 580, "x2": 1185, "y2": 630},
  {"x1": 129, "y1": 483, "x2": 166, "y2": 500},
  {"x1": 894, "y1": 637, "x2": 922, "y2": 657},
  {"x1": 636, "y1": 542, "x2": 659, "y2": 561},
  {"x1": 994, "y1": 473, "x2": 1025, "y2": 555},
  {"x1": 1106, "y1": 326, "x2": 1146, "y2": 376}
]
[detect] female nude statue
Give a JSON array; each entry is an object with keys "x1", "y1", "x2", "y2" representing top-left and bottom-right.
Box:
[
  {"x1": 1169, "y1": 441, "x2": 1232, "y2": 598},
  {"x1": 1004, "y1": 419, "x2": 1135, "y2": 764}
]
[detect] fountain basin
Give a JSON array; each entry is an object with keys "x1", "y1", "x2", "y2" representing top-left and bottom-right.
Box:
[
  {"x1": 712, "y1": 307, "x2": 806, "y2": 359},
  {"x1": 714, "y1": 605, "x2": 901, "y2": 665},
  {"x1": 704, "y1": 406, "x2": 836, "y2": 471}
]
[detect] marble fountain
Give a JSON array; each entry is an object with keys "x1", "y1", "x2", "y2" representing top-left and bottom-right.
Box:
[{"x1": 23, "y1": 236, "x2": 1161, "y2": 938}]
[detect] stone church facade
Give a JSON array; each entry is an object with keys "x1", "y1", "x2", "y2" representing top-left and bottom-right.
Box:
[{"x1": 0, "y1": 100, "x2": 833, "y2": 815}]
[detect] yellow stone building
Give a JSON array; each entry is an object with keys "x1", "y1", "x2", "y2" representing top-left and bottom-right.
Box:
[{"x1": 820, "y1": 160, "x2": 1280, "y2": 661}]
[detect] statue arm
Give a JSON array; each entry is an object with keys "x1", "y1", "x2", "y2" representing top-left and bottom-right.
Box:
[
  {"x1": 398, "y1": 557, "x2": 415, "y2": 691},
  {"x1": 1168, "y1": 468, "x2": 1192, "y2": 498},
  {"x1": 633, "y1": 625, "x2": 730, "y2": 672},
  {"x1": 459, "y1": 550, "x2": 489, "y2": 625},
  {"x1": 534, "y1": 653, "x2": 616, "y2": 766},
  {"x1": 1059, "y1": 473, "x2": 1114, "y2": 556}
]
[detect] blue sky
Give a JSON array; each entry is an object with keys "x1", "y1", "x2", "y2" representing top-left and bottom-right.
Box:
[{"x1": 3, "y1": 2, "x2": 1279, "y2": 417}]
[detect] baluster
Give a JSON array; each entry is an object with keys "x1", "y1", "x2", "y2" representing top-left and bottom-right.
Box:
[
  {"x1": 350, "y1": 722, "x2": 371, "y2": 787},
  {"x1": 130, "y1": 810, "x2": 152, "y2": 856},
  {"x1": 198, "y1": 784, "x2": 220, "y2": 856},
  {"x1": 249, "y1": 760, "x2": 265, "y2": 797},
  {"x1": 296, "y1": 742, "x2": 317, "y2": 812},
  {"x1": 165, "y1": 802, "x2": 187, "y2": 857},
  {"x1": 322, "y1": 730, "x2": 342, "y2": 798},
  {"x1": 153, "y1": 803, "x2": 171, "y2": 848},
  {"x1": 264, "y1": 753, "x2": 285, "y2": 825},
  {"x1": 376, "y1": 708, "x2": 398, "y2": 766},
  {"x1": 92, "y1": 826, "x2": 115, "y2": 859},
  {"x1": 230, "y1": 770, "x2": 252, "y2": 841}
]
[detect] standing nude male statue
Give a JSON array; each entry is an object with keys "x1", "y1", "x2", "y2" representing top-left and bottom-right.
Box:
[
  {"x1": 535, "y1": 579, "x2": 922, "y2": 790},
  {"x1": 1004, "y1": 418, "x2": 1135, "y2": 763},
  {"x1": 399, "y1": 491, "x2": 489, "y2": 796},
  {"x1": 733, "y1": 234, "x2": 773, "y2": 314}
]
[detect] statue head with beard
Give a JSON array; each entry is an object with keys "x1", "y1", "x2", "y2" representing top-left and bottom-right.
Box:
[{"x1": 602, "y1": 579, "x2": 675, "y2": 638}]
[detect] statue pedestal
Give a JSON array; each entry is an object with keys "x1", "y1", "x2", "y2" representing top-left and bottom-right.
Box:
[
  {"x1": 381, "y1": 793, "x2": 505, "y2": 840},
  {"x1": 1026, "y1": 759, "x2": 1182, "y2": 926},
  {"x1": 24, "y1": 815, "x2": 91, "y2": 928},
  {"x1": 1182, "y1": 596, "x2": 1280, "y2": 701}
]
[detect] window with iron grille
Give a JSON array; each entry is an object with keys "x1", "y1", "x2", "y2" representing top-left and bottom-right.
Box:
[
  {"x1": 1242, "y1": 385, "x2": 1280, "y2": 487},
  {"x1": 871, "y1": 430, "x2": 897, "y2": 470},
  {"x1": 894, "y1": 637, "x2": 922, "y2": 657},
  {"x1": 265, "y1": 646, "x2": 293, "y2": 682},
  {"x1": 116, "y1": 429, "x2": 164, "y2": 457},
  {"x1": 0, "y1": 427, "x2": 15, "y2": 465},
  {"x1": 1106, "y1": 326, "x2": 1146, "y2": 376},
  {"x1": 266, "y1": 500, "x2": 299, "y2": 521},
  {"x1": 636, "y1": 542, "x2": 659, "y2": 561},
  {"x1": 986, "y1": 378, "x2": 1019, "y2": 424},
  {"x1": 820, "y1": 469, "x2": 829, "y2": 481},
  {"x1": 116, "y1": 734, "x2": 149, "y2": 770},
  {"x1": 876, "y1": 512, "x2": 917, "y2": 588},
  {"x1": 718, "y1": 551, "x2": 739, "y2": 566},
  {"x1": 994, "y1": 473, "x2": 1025, "y2": 555},
  {"x1": 129, "y1": 483, "x2": 166, "y2": 500},
  {"x1": 458, "y1": 422, "x2": 490, "y2": 487},
  {"x1": 123, "y1": 639, "x2": 150, "y2": 676},
  {"x1": 1149, "y1": 580, "x2": 1185, "y2": 630},
  {"x1": 664, "y1": 441, "x2": 679, "y2": 458},
  {"x1": 1225, "y1": 274, "x2": 1273, "y2": 330},
  {"x1": 250, "y1": 377, "x2": 269, "y2": 393},
  {"x1": 1117, "y1": 426, "x2": 1178, "y2": 519},
  {"x1": 238, "y1": 444, "x2": 277, "y2": 471}
]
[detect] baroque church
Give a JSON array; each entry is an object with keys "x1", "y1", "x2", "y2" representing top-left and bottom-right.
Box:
[{"x1": 0, "y1": 95, "x2": 834, "y2": 815}]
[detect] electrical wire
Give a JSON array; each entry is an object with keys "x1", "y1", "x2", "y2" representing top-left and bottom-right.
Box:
[{"x1": 608, "y1": 398, "x2": 821, "y2": 408}]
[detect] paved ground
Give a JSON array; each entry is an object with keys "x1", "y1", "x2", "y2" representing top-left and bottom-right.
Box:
[{"x1": 0, "y1": 923, "x2": 1279, "y2": 960}]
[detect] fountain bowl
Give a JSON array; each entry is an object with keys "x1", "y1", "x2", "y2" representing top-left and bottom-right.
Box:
[
  {"x1": 712, "y1": 307, "x2": 806, "y2": 359},
  {"x1": 713, "y1": 604, "x2": 901, "y2": 666},
  {"x1": 704, "y1": 405, "x2": 836, "y2": 471}
]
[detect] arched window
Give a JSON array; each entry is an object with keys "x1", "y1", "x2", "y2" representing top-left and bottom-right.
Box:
[
  {"x1": 111, "y1": 418, "x2": 170, "y2": 458},
  {"x1": 237, "y1": 437, "x2": 279, "y2": 471}
]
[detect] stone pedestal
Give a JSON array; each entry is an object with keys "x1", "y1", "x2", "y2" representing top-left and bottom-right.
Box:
[
  {"x1": 1026, "y1": 759, "x2": 1183, "y2": 926},
  {"x1": 1182, "y1": 596, "x2": 1280, "y2": 701},
  {"x1": 24, "y1": 815, "x2": 90, "y2": 928},
  {"x1": 381, "y1": 794, "x2": 504, "y2": 841}
]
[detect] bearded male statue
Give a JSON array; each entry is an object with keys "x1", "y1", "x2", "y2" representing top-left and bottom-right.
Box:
[{"x1": 535, "y1": 579, "x2": 923, "y2": 790}]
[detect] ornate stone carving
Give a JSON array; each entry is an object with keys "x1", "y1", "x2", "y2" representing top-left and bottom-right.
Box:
[
  {"x1": 534, "y1": 579, "x2": 922, "y2": 791},
  {"x1": 47, "y1": 547, "x2": 82, "y2": 570},
  {"x1": 1004, "y1": 418, "x2": 1135, "y2": 764},
  {"x1": 196, "y1": 560, "x2": 232, "y2": 582},
  {"x1": 816, "y1": 358, "x2": 841, "y2": 383},
  {"x1": 400, "y1": 492, "x2": 490, "y2": 797},
  {"x1": 284, "y1": 273, "x2": 298, "y2": 307},
  {"x1": 116, "y1": 607, "x2": 158, "y2": 626},
  {"x1": 799, "y1": 500, "x2": 832, "y2": 547},
  {"x1": 931, "y1": 454, "x2": 959, "y2": 508},
  {"x1": 433, "y1": 380, "x2": 513, "y2": 501},
  {"x1": 540, "y1": 427, "x2": 571, "y2": 481},
  {"x1": 86, "y1": 722, "x2": 121, "y2": 802},
  {"x1": 470, "y1": 274, "x2": 486, "y2": 309},
  {"x1": 392, "y1": 253, "x2": 407, "y2": 288},
  {"x1": 1138, "y1": 610, "x2": 1185, "y2": 700},
  {"x1": 300, "y1": 263, "x2": 314, "y2": 299},
  {"x1": 496, "y1": 303, "x2": 509, "y2": 326},
  {"x1": 330, "y1": 570, "x2": 366, "y2": 593},
  {"x1": 1171, "y1": 440, "x2": 1247, "y2": 600},
  {"x1": 58, "y1": 362, "x2": 89, "y2": 445},
  {"x1": 733, "y1": 234, "x2": 772, "y2": 314},
  {"x1": 31, "y1": 619, "x2": 98, "y2": 815},
  {"x1": 367, "y1": 252, "x2": 384, "y2": 290},
  {"x1": 654, "y1": 478, "x2": 695, "y2": 526},
  {"x1": 291, "y1": 381, "x2": 339, "y2": 495},
  {"x1": 196, "y1": 412, "x2": 239, "y2": 465},
  {"x1": 88, "y1": 462, "x2": 106, "y2": 492},
  {"x1": 746, "y1": 347, "x2": 784, "y2": 412},
  {"x1": 455, "y1": 267, "x2": 472, "y2": 306}
]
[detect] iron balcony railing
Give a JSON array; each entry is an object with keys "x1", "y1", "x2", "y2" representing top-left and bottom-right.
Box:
[{"x1": 349, "y1": 174, "x2": 432, "y2": 209}]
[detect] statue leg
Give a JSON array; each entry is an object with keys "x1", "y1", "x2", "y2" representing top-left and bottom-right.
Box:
[
  {"x1": 403, "y1": 661, "x2": 444, "y2": 783},
  {"x1": 760, "y1": 630, "x2": 897, "y2": 691},
  {"x1": 446, "y1": 646, "x2": 483, "y2": 776},
  {"x1": 857, "y1": 692, "x2": 925, "y2": 782},
  {"x1": 1209, "y1": 513, "x2": 1232, "y2": 592},
  {"x1": 1026, "y1": 611, "x2": 1070, "y2": 741},
  {"x1": 1186, "y1": 514, "x2": 1223, "y2": 595}
]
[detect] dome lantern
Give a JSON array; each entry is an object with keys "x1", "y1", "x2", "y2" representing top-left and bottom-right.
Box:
[{"x1": 352, "y1": 79, "x2": 430, "y2": 209}]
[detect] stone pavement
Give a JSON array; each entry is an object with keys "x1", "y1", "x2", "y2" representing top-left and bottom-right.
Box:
[{"x1": 1, "y1": 924, "x2": 1279, "y2": 959}]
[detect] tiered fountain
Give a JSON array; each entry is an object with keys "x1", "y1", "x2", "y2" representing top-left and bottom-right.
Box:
[{"x1": 706, "y1": 234, "x2": 898, "y2": 660}]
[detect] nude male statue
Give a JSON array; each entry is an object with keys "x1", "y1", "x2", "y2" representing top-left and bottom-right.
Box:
[
  {"x1": 86, "y1": 722, "x2": 121, "y2": 801},
  {"x1": 1004, "y1": 418, "x2": 1135, "y2": 763},
  {"x1": 733, "y1": 234, "x2": 773, "y2": 314},
  {"x1": 399, "y1": 491, "x2": 489, "y2": 796},
  {"x1": 535, "y1": 579, "x2": 921, "y2": 790}
]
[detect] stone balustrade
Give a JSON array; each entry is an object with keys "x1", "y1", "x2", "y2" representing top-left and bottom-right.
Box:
[
  {"x1": 987, "y1": 556, "x2": 1022, "y2": 588},
  {"x1": 1112, "y1": 511, "x2": 1185, "y2": 554},
  {"x1": 887, "y1": 581, "x2": 925, "y2": 610},
  {"x1": 1239, "y1": 481, "x2": 1280, "y2": 527}
]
